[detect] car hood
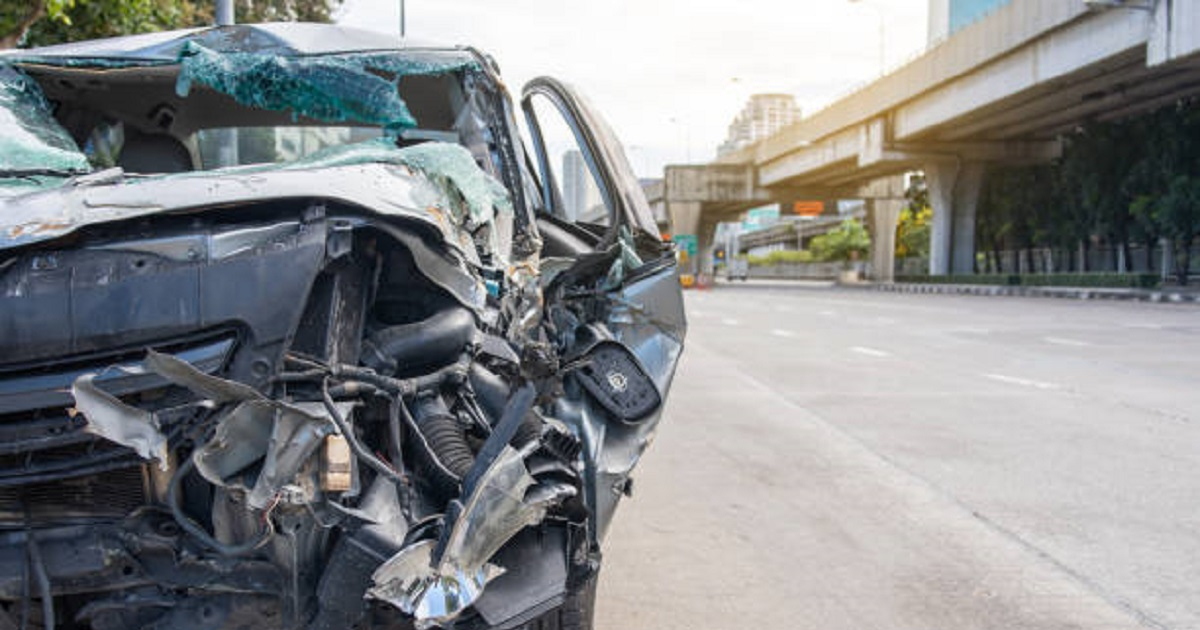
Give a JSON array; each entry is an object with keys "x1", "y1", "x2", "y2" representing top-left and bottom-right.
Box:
[{"x1": 0, "y1": 139, "x2": 514, "y2": 265}]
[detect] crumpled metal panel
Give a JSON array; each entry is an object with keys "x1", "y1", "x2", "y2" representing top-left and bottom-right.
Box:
[
  {"x1": 145, "y1": 349, "x2": 263, "y2": 403},
  {"x1": 70, "y1": 350, "x2": 355, "y2": 511},
  {"x1": 191, "y1": 399, "x2": 347, "y2": 509},
  {"x1": 367, "y1": 445, "x2": 572, "y2": 629},
  {"x1": 275, "y1": 139, "x2": 512, "y2": 233},
  {"x1": 71, "y1": 373, "x2": 170, "y2": 471},
  {"x1": 0, "y1": 153, "x2": 494, "y2": 267}
]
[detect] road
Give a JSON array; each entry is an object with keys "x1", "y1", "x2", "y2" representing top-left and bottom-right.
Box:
[{"x1": 595, "y1": 282, "x2": 1200, "y2": 630}]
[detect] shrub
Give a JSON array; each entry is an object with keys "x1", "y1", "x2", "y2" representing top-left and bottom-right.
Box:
[
  {"x1": 809, "y1": 219, "x2": 870, "y2": 262},
  {"x1": 746, "y1": 250, "x2": 815, "y2": 266}
]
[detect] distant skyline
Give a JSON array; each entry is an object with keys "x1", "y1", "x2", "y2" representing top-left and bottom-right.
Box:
[{"x1": 336, "y1": 0, "x2": 929, "y2": 177}]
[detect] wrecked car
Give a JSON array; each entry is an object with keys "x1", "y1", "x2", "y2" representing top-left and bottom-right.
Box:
[{"x1": 0, "y1": 23, "x2": 685, "y2": 630}]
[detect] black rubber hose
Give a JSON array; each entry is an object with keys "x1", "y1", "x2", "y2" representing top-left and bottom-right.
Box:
[
  {"x1": 413, "y1": 393, "x2": 475, "y2": 500},
  {"x1": 167, "y1": 457, "x2": 271, "y2": 557},
  {"x1": 468, "y1": 363, "x2": 540, "y2": 447},
  {"x1": 469, "y1": 363, "x2": 510, "y2": 421},
  {"x1": 320, "y1": 378, "x2": 409, "y2": 490},
  {"x1": 510, "y1": 412, "x2": 542, "y2": 448},
  {"x1": 362, "y1": 307, "x2": 476, "y2": 376}
]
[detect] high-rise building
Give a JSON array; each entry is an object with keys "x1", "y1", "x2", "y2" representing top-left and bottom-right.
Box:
[
  {"x1": 717, "y1": 94, "x2": 802, "y2": 157},
  {"x1": 562, "y1": 149, "x2": 604, "y2": 223},
  {"x1": 928, "y1": 0, "x2": 1012, "y2": 42}
]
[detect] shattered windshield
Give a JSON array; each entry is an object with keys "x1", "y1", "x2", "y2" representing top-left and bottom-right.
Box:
[
  {"x1": 0, "y1": 64, "x2": 89, "y2": 175},
  {"x1": 1, "y1": 41, "x2": 484, "y2": 179},
  {"x1": 175, "y1": 41, "x2": 477, "y2": 130}
]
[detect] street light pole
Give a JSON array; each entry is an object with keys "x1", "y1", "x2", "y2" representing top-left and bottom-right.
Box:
[
  {"x1": 399, "y1": 0, "x2": 406, "y2": 37},
  {"x1": 215, "y1": 0, "x2": 234, "y2": 26},
  {"x1": 214, "y1": 0, "x2": 238, "y2": 167}
]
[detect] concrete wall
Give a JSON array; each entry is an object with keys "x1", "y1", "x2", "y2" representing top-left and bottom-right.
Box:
[
  {"x1": 664, "y1": 164, "x2": 758, "y2": 203},
  {"x1": 726, "y1": 0, "x2": 1091, "y2": 169}
]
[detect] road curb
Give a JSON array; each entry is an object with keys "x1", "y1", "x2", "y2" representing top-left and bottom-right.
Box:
[{"x1": 844, "y1": 282, "x2": 1200, "y2": 304}]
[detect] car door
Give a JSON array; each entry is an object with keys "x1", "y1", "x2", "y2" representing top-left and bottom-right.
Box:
[{"x1": 521, "y1": 77, "x2": 686, "y2": 540}]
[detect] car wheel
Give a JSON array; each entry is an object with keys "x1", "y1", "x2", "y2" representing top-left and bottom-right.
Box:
[{"x1": 518, "y1": 575, "x2": 597, "y2": 630}]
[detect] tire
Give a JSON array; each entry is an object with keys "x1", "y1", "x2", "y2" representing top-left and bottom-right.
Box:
[{"x1": 518, "y1": 574, "x2": 597, "y2": 630}]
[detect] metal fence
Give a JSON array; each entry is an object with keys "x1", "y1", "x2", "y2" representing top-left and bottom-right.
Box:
[{"x1": 896, "y1": 242, "x2": 1200, "y2": 278}]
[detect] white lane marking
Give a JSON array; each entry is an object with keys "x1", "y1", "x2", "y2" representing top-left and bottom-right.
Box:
[
  {"x1": 1044, "y1": 336, "x2": 1091, "y2": 347},
  {"x1": 690, "y1": 309, "x2": 708, "y2": 318},
  {"x1": 772, "y1": 305, "x2": 794, "y2": 313},
  {"x1": 1123, "y1": 323, "x2": 1164, "y2": 330},
  {"x1": 984, "y1": 373, "x2": 1061, "y2": 390},
  {"x1": 770, "y1": 329, "x2": 796, "y2": 338},
  {"x1": 954, "y1": 327, "x2": 991, "y2": 334},
  {"x1": 850, "y1": 346, "x2": 891, "y2": 358},
  {"x1": 818, "y1": 310, "x2": 837, "y2": 316},
  {"x1": 721, "y1": 318, "x2": 740, "y2": 326}
]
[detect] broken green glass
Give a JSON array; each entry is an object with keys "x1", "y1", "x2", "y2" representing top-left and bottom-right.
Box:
[
  {"x1": 0, "y1": 64, "x2": 89, "y2": 173},
  {"x1": 279, "y1": 138, "x2": 511, "y2": 221},
  {"x1": 175, "y1": 42, "x2": 476, "y2": 130}
]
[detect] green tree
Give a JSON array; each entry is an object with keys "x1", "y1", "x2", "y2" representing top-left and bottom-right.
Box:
[
  {"x1": 20, "y1": 0, "x2": 212, "y2": 47},
  {"x1": 2, "y1": 0, "x2": 339, "y2": 49},
  {"x1": 896, "y1": 206, "x2": 931, "y2": 259},
  {"x1": 810, "y1": 219, "x2": 870, "y2": 263},
  {"x1": 237, "y1": 0, "x2": 338, "y2": 23},
  {"x1": 0, "y1": 0, "x2": 72, "y2": 48},
  {"x1": 897, "y1": 173, "x2": 932, "y2": 259},
  {"x1": 1060, "y1": 121, "x2": 1143, "y2": 271},
  {"x1": 1127, "y1": 100, "x2": 1200, "y2": 284}
]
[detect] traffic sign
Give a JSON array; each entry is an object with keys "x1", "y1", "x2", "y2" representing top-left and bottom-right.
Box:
[{"x1": 673, "y1": 234, "x2": 697, "y2": 258}]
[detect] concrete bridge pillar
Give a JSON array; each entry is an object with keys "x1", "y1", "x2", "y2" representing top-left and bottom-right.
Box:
[
  {"x1": 666, "y1": 200, "x2": 707, "y2": 275},
  {"x1": 868, "y1": 199, "x2": 904, "y2": 283},
  {"x1": 926, "y1": 161, "x2": 984, "y2": 275}
]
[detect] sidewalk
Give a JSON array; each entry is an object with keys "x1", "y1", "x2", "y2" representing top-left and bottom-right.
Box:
[
  {"x1": 849, "y1": 281, "x2": 1200, "y2": 304},
  {"x1": 708, "y1": 275, "x2": 1200, "y2": 304}
]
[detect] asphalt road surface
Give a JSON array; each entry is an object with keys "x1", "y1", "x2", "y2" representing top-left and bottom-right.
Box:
[{"x1": 595, "y1": 281, "x2": 1200, "y2": 630}]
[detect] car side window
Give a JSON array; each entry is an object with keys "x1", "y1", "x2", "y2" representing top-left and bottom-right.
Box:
[{"x1": 522, "y1": 92, "x2": 615, "y2": 231}]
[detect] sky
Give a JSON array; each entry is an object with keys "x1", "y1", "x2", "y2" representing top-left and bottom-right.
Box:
[{"x1": 337, "y1": 0, "x2": 930, "y2": 178}]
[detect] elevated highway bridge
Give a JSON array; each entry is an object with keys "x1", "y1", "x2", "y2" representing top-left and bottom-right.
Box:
[{"x1": 665, "y1": 0, "x2": 1200, "y2": 280}]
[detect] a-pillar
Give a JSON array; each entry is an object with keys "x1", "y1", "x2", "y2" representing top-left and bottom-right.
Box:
[
  {"x1": 868, "y1": 198, "x2": 904, "y2": 283},
  {"x1": 926, "y1": 161, "x2": 984, "y2": 275}
]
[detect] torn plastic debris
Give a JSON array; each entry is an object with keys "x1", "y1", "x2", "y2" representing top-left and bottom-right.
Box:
[
  {"x1": 175, "y1": 42, "x2": 475, "y2": 130},
  {"x1": 143, "y1": 350, "x2": 356, "y2": 509},
  {"x1": 367, "y1": 445, "x2": 569, "y2": 629},
  {"x1": 603, "y1": 226, "x2": 644, "y2": 289},
  {"x1": 72, "y1": 374, "x2": 170, "y2": 471},
  {"x1": 194, "y1": 399, "x2": 353, "y2": 509},
  {"x1": 0, "y1": 64, "x2": 90, "y2": 173},
  {"x1": 70, "y1": 350, "x2": 353, "y2": 509}
]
